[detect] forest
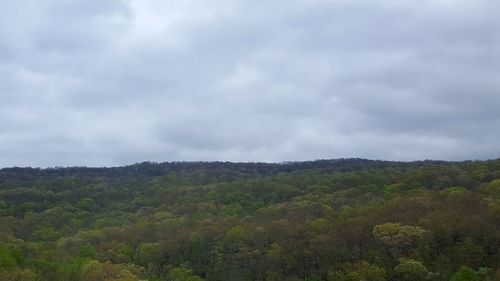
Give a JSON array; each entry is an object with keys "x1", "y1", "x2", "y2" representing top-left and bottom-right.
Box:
[{"x1": 0, "y1": 158, "x2": 500, "y2": 281}]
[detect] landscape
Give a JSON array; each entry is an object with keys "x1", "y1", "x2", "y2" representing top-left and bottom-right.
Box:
[
  {"x1": 2, "y1": 0, "x2": 500, "y2": 280},
  {"x1": 1, "y1": 159, "x2": 500, "y2": 280}
]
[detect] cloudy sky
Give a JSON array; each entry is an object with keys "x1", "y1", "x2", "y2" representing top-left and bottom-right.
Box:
[{"x1": 0, "y1": 0, "x2": 499, "y2": 167}]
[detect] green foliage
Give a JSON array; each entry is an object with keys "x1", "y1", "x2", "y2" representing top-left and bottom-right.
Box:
[
  {"x1": 450, "y1": 266, "x2": 479, "y2": 281},
  {"x1": 136, "y1": 242, "x2": 162, "y2": 275},
  {"x1": 0, "y1": 244, "x2": 21, "y2": 270},
  {"x1": 166, "y1": 267, "x2": 204, "y2": 281},
  {"x1": 345, "y1": 261, "x2": 387, "y2": 281},
  {"x1": 327, "y1": 270, "x2": 346, "y2": 281},
  {"x1": 0, "y1": 269, "x2": 38, "y2": 281},
  {"x1": 0, "y1": 159, "x2": 499, "y2": 281},
  {"x1": 79, "y1": 244, "x2": 96, "y2": 258},
  {"x1": 372, "y1": 223, "x2": 427, "y2": 257},
  {"x1": 56, "y1": 258, "x2": 89, "y2": 281},
  {"x1": 80, "y1": 260, "x2": 144, "y2": 281},
  {"x1": 486, "y1": 179, "x2": 500, "y2": 198},
  {"x1": 393, "y1": 259, "x2": 430, "y2": 281},
  {"x1": 32, "y1": 227, "x2": 63, "y2": 241},
  {"x1": 453, "y1": 238, "x2": 486, "y2": 268}
]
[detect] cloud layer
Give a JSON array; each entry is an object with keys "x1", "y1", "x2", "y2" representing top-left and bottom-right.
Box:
[{"x1": 1, "y1": 0, "x2": 499, "y2": 167}]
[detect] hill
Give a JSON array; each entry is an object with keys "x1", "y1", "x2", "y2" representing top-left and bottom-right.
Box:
[{"x1": 1, "y1": 158, "x2": 500, "y2": 281}]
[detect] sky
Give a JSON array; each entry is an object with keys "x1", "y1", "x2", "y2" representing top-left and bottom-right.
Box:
[{"x1": 0, "y1": 0, "x2": 499, "y2": 167}]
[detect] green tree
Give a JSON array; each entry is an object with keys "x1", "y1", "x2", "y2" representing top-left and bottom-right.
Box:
[
  {"x1": 453, "y1": 238, "x2": 486, "y2": 268},
  {"x1": 485, "y1": 179, "x2": 500, "y2": 198},
  {"x1": 136, "y1": 243, "x2": 162, "y2": 275},
  {"x1": 393, "y1": 259, "x2": 430, "y2": 281},
  {"x1": 56, "y1": 258, "x2": 89, "y2": 281},
  {"x1": 450, "y1": 266, "x2": 479, "y2": 281},
  {"x1": 0, "y1": 245, "x2": 20, "y2": 270},
  {"x1": 345, "y1": 261, "x2": 387, "y2": 281},
  {"x1": 80, "y1": 260, "x2": 144, "y2": 281},
  {"x1": 166, "y1": 267, "x2": 204, "y2": 281},
  {"x1": 372, "y1": 223, "x2": 427, "y2": 257}
]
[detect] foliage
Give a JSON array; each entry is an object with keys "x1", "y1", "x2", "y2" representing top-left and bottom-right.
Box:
[
  {"x1": 450, "y1": 266, "x2": 479, "y2": 281},
  {"x1": 393, "y1": 259, "x2": 429, "y2": 281},
  {"x1": 166, "y1": 268, "x2": 204, "y2": 281},
  {"x1": 0, "y1": 159, "x2": 499, "y2": 281},
  {"x1": 345, "y1": 261, "x2": 386, "y2": 281},
  {"x1": 80, "y1": 260, "x2": 145, "y2": 281}
]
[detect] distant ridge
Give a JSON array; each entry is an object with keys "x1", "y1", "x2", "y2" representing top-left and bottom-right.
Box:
[{"x1": 0, "y1": 158, "x2": 489, "y2": 183}]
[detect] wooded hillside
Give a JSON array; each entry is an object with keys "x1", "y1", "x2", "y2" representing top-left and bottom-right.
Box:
[{"x1": 1, "y1": 159, "x2": 499, "y2": 281}]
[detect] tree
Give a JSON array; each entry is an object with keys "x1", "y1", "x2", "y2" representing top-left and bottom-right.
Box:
[
  {"x1": 486, "y1": 179, "x2": 500, "y2": 198},
  {"x1": 56, "y1": 258, "x2": 89, "y2": 281},
  {"x1": 393, "y1": 259, "x2": 429, "y2": 281},
  {"x1": 166, "y1": 267, "x2": 204, "y2": 281},
  {"x1": 450, "y1": 266, "x2": 479, "y2": 281},
  {"x1": 372, "y1": 223, "x2": 427, "y2": 257},
  {"x1": 345, "y1": 261, "x2": 387, "y2": 281},
  {"x1": 80, "y1": 260, "x2": 145, "y2": 281},
  {"x1": 0, "y1": 269, "x2": 37, "y2": 281},
  {"x1": 0, "y1": 245, "x2": 20, "y2": 270},
  {"x1": 136, "y1": 242, "x2": 162, "y2": 275},
  {"x1": 453, "y1": 238, "x2": 486, "y2": 268}
]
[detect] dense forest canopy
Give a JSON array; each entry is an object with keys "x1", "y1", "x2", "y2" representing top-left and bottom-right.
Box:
[{"x1": 1, "y1": 158, "x2": 500, "y2": 281}]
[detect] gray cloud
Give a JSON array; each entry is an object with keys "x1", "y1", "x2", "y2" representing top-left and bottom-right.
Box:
[{"x1": 0, "y1": 0, "x2": 499, "y2": 167}]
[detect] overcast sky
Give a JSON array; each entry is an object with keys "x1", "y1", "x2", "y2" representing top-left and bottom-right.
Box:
[{"x1": 0, "y1": 0, "x2": 499, "y2": 167}]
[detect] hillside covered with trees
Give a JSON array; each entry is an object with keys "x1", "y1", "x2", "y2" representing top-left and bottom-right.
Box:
[{"x1": 1, "y1": 158, "x2": 500, "y2": 281}]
